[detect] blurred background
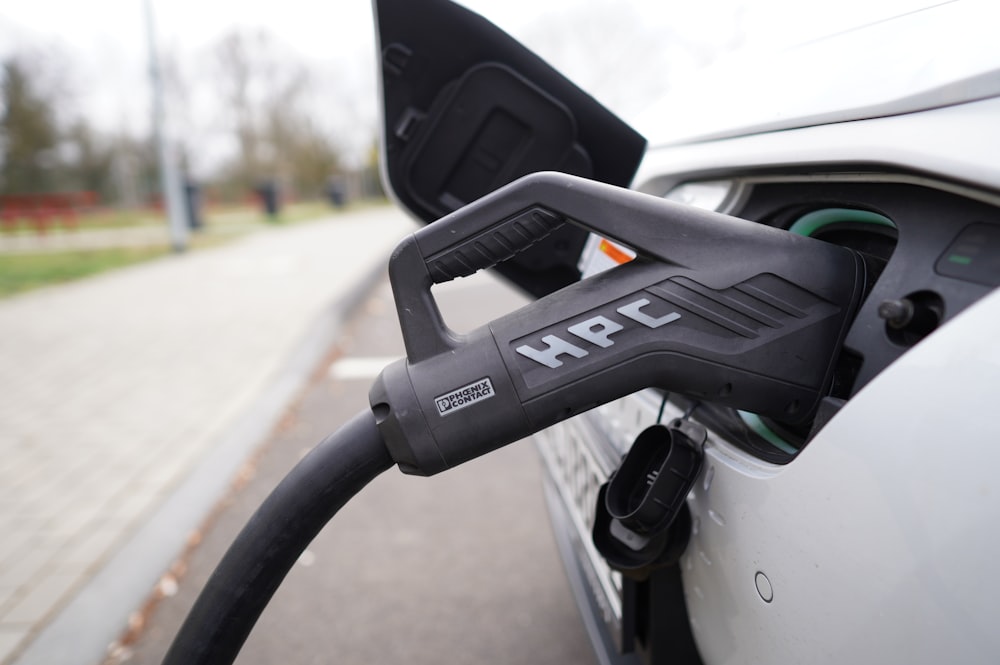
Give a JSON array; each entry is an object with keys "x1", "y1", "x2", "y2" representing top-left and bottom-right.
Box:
[{"x1": 0, "y1": 0, "x2": 923, "y2": 295}]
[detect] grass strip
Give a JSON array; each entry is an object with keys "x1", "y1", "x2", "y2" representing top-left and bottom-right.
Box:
[
  {"x1": 0, "y1": 201, "x2": 384, "y2": 298},
  {"x1": 0, "y1": 246, "x2": 175, "y2": 297}
]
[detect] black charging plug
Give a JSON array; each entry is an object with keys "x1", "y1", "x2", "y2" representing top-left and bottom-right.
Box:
[{"x1": 371, "y1": 171, "x2": 866, "y2": 476}]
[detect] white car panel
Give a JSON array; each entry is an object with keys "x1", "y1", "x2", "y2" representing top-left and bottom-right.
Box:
[
  {"x1": 684, "y1": 283, "x2": 1000, "y2": 663},
  {"x1": 634, "y1": 95, "x2": 1000, "y2": 200},
  {"x1": 635, "y1": 0, "x2": 1000, "y2": 147}
]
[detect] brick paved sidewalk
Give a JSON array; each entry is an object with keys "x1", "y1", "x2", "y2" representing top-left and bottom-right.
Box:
[{"x1": 0, "y1": 208, "x2": 412, "y2": 665}]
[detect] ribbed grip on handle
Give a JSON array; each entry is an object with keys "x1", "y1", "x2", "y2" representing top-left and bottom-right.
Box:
[{"x1": 424, "y1": 207, "x2": 564, "y2": 283}]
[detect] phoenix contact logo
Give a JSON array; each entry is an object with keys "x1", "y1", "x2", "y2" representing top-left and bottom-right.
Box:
[
  {"x1": 435, "y1": 378, "x2": 495, "y2": 416},
  {"x1": 515, "y1": 297, "x2": 681, "y2": 368}
]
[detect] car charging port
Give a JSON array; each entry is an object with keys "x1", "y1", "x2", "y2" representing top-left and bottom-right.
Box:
[
  {"x1": 716, "y1": 206, "x2": 899, "y2": 459},
  {"x1": 593, "y1": 419, "x2": 706, "y2": 579}
]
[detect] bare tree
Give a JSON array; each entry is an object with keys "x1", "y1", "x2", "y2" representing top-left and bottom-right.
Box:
[
  {"x1": 214, "y1": 31, "x2": 264, "y2": 189},
  {"x1": 209, "y1": 29, "x2": 343, "y2": 199}
]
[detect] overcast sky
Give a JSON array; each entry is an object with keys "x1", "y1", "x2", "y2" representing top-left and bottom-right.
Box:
[{"x1": 0, "y1": 0, "x2": 936, "y2": 172}]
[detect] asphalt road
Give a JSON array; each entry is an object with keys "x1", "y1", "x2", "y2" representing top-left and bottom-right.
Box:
[{"x1": 116, "y1": 271, "x2": 599, "y2": 665}]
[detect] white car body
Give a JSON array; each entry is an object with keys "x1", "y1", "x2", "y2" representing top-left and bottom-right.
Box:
[{"x1": 540, "y1": 1, "x2": 1000, "y2": 663}]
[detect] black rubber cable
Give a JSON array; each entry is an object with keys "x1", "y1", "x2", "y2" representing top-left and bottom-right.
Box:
[{"x1": 161, "y1": 409, "x2": 393, "y2": 665}]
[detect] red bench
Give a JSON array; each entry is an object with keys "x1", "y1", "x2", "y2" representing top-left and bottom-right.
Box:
[{"x1": 0, "y1": 192, "x2": 99, "y2": 234}]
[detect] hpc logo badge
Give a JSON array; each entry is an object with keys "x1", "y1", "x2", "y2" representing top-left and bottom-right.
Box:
[{"x1": 435, "y1": 378, "x2": 495, "y2": 416}]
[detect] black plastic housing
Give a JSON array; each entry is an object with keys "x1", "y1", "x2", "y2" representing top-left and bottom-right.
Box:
[
  {"x1": 374, "y1": 0, "x2": 645, "y2": 296},
  {"x1": 604, "y1": 421, "x2": 704, "y2": 537},
  {"x1": 370, "y1": 172, "x2": 865, "y2": 475},
  {"x1": 592, "y1": 419, "x2": 706, "y2": 579}
]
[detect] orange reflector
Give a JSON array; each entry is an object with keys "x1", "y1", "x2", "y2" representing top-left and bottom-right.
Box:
[{"x1": 599, "y1": 239, "x2": 634, "y2": 265}]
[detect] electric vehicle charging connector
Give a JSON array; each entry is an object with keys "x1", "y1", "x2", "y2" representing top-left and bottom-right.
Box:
[{"x1": 164, "y1": 172, "x2": 869, "y2": 665}]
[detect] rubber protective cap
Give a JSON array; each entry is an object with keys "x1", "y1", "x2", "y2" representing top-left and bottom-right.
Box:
[
  {"x1": 605, "y1": 422, "x2": 703, "y2": 535},
  {"x1": 592, "y1": 420, "x2": 704, "y2": 579}
]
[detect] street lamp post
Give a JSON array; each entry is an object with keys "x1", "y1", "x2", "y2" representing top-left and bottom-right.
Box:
[{"x1": 144, "y1": 0, "x2": 188, "y2": 252}]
